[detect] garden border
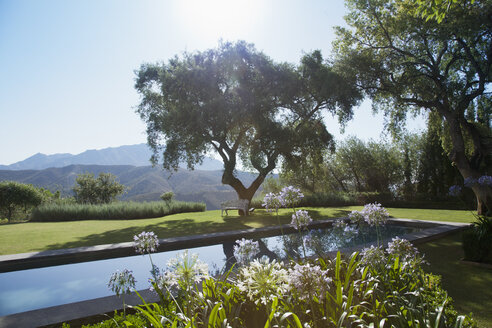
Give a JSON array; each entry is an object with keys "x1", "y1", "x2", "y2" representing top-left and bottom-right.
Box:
[{"x1": 0, "y1": 218, "x2": 470, "y2": 328}]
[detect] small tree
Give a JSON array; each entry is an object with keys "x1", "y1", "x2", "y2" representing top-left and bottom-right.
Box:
[
  {"x1": 160, "y1": 191, "x2": 174, "y2": 202},
  {"x1": 0, "y1": 181, "x2": 43, "y2": 222},
  {"x1": 73, "y1": 173, "x2": 125, "y2": 204}
]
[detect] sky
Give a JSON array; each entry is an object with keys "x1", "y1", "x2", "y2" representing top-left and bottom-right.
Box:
[{"x1": 0, "y1": 0, "x2": 426, "y2": 165}]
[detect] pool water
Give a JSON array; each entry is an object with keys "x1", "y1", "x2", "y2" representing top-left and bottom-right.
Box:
[{"x1": 0, "y1": 223, "x2": 421, "y2": 316}]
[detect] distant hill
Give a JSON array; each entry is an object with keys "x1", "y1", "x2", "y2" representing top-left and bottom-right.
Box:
[
  {"x1": 0, "y1": 144, "x2": 223, "y2": 171},
  {"x1": 0, "y1": 164, "x2": 262, "y2": 210}
]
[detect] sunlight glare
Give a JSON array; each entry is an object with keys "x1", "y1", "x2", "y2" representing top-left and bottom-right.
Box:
[{"x1": 178, "y1": 0, "x2": 264, "y2": 41}]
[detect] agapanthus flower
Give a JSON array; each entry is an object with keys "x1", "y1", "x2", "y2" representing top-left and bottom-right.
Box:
[
  {"x1": 288, "y1": 263, "x2": 331, "y2": 300},
  {"x1": 165, "y1": 250, "x2": 209, "y2": 290},
  {"x1": 448, "y1": 185, "x2": 462, "y2": 197},
  {"x1": 333, "y1": 219, "x2": 347, "y2": 229},
  {"x1": 133, "y1": 231, "x2": 159, "y2": 254},
  {"x1": 262, "y1": 192, "x2": 282, "y2": 213},
  {"x1": 236, "y1": 258, "x2": 289, "y2": 305},
  {"x1": 303, "y1": 231, "x2": 315, "y2": 250},
  {"x1": 361, "y1": 203, "x2": 389, "y2": 226},
  {"x1": 108, "y1": 269, "x2": 136, "y2": 296},
  {"x1": 464, "y1": 177, "x2": 478, "y2": 188},
  {"x1": 386, "y1": 237, "x2": 419, "y2": 259},
  {"x1": 360, "y1": 245, "x2": 386, "y2": 268},
  {"x1": 279, "y1": 186, "x2": 304, "y2": 208},
  {"x1": 386, "y1": 237, "x2": 426, "y2": 269},
  {"x1": 478, "y1": 175, "x2": 492, "y2": 187},
  {"x1": 291, "y1": 209, "x2": 312, "y2": 230},
  {"x1": 348, "y1": 210, "x2": 365, "y2": 225},
  {"x1": 234, "y1": 238, "x2": 260, "y2": 266}
]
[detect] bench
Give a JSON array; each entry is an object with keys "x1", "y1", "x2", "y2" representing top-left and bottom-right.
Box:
[{"x1": 221, "y1": 199, "x2": 252, "y2": 216}]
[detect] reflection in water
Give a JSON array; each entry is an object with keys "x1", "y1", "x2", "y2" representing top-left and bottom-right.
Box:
[
  {"x1": 227, "y1": 223, "x2": 421, "y2": 263},
  {"x1": 0, "y1": 223, "x2": 420, "y2": 316}
]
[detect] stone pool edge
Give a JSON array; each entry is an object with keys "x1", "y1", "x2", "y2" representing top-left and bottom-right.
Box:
[{"x1": 0, "y1": 218, "x2": 470, "y2": 328}]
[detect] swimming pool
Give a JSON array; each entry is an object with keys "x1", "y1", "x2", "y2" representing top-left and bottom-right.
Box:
[{"x1": 0, "y1": 221, "x2": 428, "y2": 316}]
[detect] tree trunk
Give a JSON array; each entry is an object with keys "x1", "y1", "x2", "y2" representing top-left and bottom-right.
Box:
[
  {"x1": 446, "y1": 115, "x2": 492, "y2": 215},
  {"x1": 222, "y1": 170, "x2": 266, "y2": 216}
]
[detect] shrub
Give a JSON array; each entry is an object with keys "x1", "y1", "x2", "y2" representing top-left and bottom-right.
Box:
[
  {"x1": 462, "y1": 216, "x2": 492, "y2": 263},
  {"x1": 160, "y1": 191, "x2": 174, "y2": 202},
  {"x1": 30, "y1": 201, "x2": 206, "y2": 221}
]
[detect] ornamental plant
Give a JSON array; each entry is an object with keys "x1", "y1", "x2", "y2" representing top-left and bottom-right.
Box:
[
  {"x1": 133, "y1": 231, "x2": 160, "y2": 279},
  {"x1": 233, "y1": 238, "x2": 260, "y2": 266},
  {"x1": 107, "y1": 269, "x2": 136, "y2": 318},
  {"x1": 262, "y1": 192, "x2": 282, "y2": 214}
]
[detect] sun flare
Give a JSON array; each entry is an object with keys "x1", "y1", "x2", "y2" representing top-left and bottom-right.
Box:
[{"x1": 177, "y1": 0, "x2": 264, "y2": 40}]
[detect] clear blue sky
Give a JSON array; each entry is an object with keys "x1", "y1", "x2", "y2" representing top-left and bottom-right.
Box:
[{"x1": 0, "y1": 0, "x2": 425, "y2": 165}]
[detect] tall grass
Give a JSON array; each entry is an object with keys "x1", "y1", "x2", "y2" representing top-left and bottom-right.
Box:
[{"x1": 30, "y1": 201, "x2": 206, "y2": 222}]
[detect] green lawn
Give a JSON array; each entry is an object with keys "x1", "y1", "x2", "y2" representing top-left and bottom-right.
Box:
[
  {"x1": 417, "y1": 231, "x2": 492, "y2": 327},
  {"x1": 0, "y1": 207, "x2": 475, "y2": 256}
]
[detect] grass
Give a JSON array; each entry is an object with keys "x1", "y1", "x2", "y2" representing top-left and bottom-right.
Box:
[
  {"x1": 417, "y1": 231, "x2": 492, "y2": 327},
  {"x1": 0, "y1": 206, "x2": 475, "y2": 256}
]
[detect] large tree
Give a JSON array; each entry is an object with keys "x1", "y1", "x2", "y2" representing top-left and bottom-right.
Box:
[
  {"x1": 0, "y1": 181, "x2": 43, "y2": 222},
  {"x1": 334, "y1": 0, "x2": 492, "y2": 214},
  {"x1": 135, "y1": 41, "x2": 360, "y2": 210}
]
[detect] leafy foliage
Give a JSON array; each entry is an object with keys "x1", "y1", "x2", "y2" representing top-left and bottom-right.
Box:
[
  {"x1": 0, "y1": 181, "x2": 43, "y2": 222},
  {"x1": 135, "y1": 41, "x2": 360, "y2": 204},
  {"x1": 73, "y1": 173, "x2": 126, "y2": 205},
  {"x1": 333, "y1": 0, "x2": 492, "y2": 214}
]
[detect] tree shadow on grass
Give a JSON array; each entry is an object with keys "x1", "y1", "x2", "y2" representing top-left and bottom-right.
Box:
[
  {"x1": 417, "y1": 231, "x2": 492, "y2": 326},
  {"x1": 44, "y1": 215, "x2": 277, "y2": 251}
]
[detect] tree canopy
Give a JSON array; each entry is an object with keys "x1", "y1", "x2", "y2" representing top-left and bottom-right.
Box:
[
  {"x1": 135, "y1": 41, "x2": 361, "y2": 206},
  {"x1": 0, "y1": 181, "x2": 43, "y2": 222},
  {"x1": 334, "y1": 0, "x2": 492, "y2": 214},
  {"x1": 73, "y1": 173, "x2": 125, "y2": 204}
]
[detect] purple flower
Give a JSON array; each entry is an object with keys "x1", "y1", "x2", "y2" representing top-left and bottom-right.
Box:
[
  {"x1": 464, "y1": 177, "x2": 478, "y2": 188},
  {"x1": 279, "y1": 186, "x2": 304, "y2": 208},
  {"x1": 291, "y1": 209, "x2": 312, "y2": 229},
  {"x1": 262, "y1": 192, "x2": 282, "y2": 213},
  {"x1": 478, "y1": 175, "x2": 492, "y2": 187},
  {"x1": 448, "y1": 185, "x2": 462, "y2": 197}
]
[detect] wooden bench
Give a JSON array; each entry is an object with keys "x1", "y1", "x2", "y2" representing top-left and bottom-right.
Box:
[{"x1": 221, "y1": 199, "x2": 252, "y2": 216}]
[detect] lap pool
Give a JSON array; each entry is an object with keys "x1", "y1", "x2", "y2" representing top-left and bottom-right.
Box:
[{"x1": 0, "y1": 219, "x2": 455, "y2": 318}]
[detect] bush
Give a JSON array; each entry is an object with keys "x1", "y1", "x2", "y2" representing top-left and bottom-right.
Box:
[
  {"x1": 160, "y1": 191, "x2": 174, "y2": 202},
  {"x1": 462, "y1": 217, "x2": 492, "y2": 263},
  {"x1": 30, "y1": 201, "x2": 206, "y2": 222}
]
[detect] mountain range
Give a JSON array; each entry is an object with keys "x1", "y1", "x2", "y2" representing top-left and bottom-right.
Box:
[
  {"x1": 0, "y1": 144, "x2": 223, "y2": 171},
  {"x1": 0, "y1": 144, "x2": 263, "y2": 210}
]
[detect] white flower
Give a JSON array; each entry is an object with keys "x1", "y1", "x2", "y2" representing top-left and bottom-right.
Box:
[
  {"x1": 236, "y1": 258, "x2": 290, "y2": 305},
  {"x1": 291, "y1": 210, "x2": 312, "y2": 230},
  {"x1": 361, "y1": 203, "x2": 389, "y2": 226},
  {"x1": 279, "y1": 186, "x2": 304, "y2": 208},
  {"x1": 333, "y1": 219, "x2": 347, "y2": 229},
  {"x1": 386, "y1": 237, "x2": 426, "y2": 268},
  {"x1": 108, "y1": 269, "x2": 136, "y2": 296},
  {"x1": 165, "y1": 250, "x2": 209, "y2": 290},
  {"x1": 133, "y1": 231, "x2": 160, "y2": 254},
  {"x1": 262, "y1": 192, "x2": 282, "y2": 213},
  {"x1": 233, "y1": 238, "x2": 260, "y2": 266},
  {"x1": 360, "y1": 245, "x2": 386, "y2": 267},
  {"x1": 348, "y1": 210, "x2": 365, "y2": 224},
  {"x1": 288, "y1": 263, "x2": 331, "y2": 300}
]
